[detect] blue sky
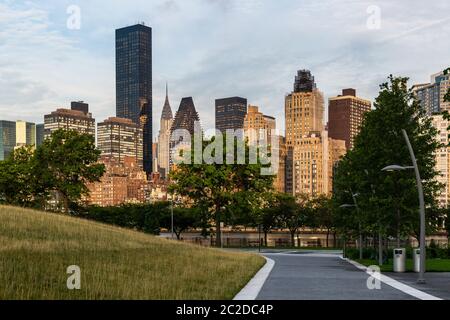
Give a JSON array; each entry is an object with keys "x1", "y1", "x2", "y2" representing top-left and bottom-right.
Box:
[{"x1": 1, "y1": 0, "x2": 450, "y2": 136}]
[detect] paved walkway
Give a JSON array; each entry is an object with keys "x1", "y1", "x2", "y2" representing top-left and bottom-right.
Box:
[
  {"x1": 257, "y1": 252, "x2": 416, "y2": 300},
  {"x1": 387, "y1": 272, "x2": 450, "y2": 300}
]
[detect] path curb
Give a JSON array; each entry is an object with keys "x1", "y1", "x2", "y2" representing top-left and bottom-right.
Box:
[
  {"x1": 342, "y1": 256, "x2": 442, "y2": 300},
  {"x1": 233, "y1": 256, "x2": 275, "y2": 300}
]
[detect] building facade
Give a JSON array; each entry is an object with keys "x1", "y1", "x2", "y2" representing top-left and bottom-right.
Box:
[
  {"x1": 328, "y1": 88, "x2": 371, "y2": 150},
  {"x1": 274, "y1": 135, "x2": 287, "y2": 193},
  {"x1": 15, "y1": 121, "x2": 36, "y2": 148},
  {"x1": 86, "y1": 156, "x2": 148, "y2": 207},
  {"x1": 44, "y1": 106, "x2": 95, "y2": 138},
  {"x1": 285, "y1": 70, "x2": 345, "y2": 198},
  {"x1": 36, "y1": 124, "x2": 45, "y2": 146},
  {"x1": 97, "y1": 117, "x2": 143, "y2": 166},
  {"x1": 157, "y1": 85, "x2": 173, "y2": 179},
  {"x1": 0, "y1": 120, "x2": 16, "y2": 160},
  {"x1": 285, "y1": 70, "x2": 324, "y2": 148},
  {"x1": 215, "y1": 97, "x2": 248, "y2": 133},
  {"x1": 243, "y1": 105, "x2": 276, "y2": 145},
  {"x1": 170, "y1": 97, "x2": 201, "y2": 166},
  {"x1": 432, "y1": 114, "x2": 450, "y2": 208},
  {"x1": 413, "y1": 70, "x2": 450, "y2": 115},
  {"x1": 292, "y1": 131, "x2": 346, "y2": 196},
  {"x1": 116, "y1": 24, "x2": 153, "y2": 175}
]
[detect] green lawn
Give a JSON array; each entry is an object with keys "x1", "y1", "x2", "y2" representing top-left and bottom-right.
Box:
[
  {"x1": 0, "y1": 205, "x2": 265, "y2": 300},
  {"x1": 356, "y1": 259, "x2": 450, "y2": 272}
]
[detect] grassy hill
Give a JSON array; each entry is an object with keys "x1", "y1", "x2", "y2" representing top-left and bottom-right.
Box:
[{"x1": 0, "y1": 205, "x2": 265, "y2": 300}]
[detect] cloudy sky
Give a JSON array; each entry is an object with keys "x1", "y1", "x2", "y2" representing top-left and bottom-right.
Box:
[{"x1": 1, "y1": 0, "x2": 449, "y2": 136}]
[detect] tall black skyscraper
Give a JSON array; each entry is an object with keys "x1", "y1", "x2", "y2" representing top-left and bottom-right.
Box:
[
  {"x1": 215, "y1": 97, "x2": 247, "y2": 133},
  {"x1": 115, "y1": 23, "x2": 153, "y2": 175}
]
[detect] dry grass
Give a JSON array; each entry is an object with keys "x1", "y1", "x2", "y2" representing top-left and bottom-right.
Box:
[{"x1": 0, "y1": 206, "x2": 265, "y2": 300}]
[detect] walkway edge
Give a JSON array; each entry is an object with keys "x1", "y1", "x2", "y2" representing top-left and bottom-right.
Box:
[
  {"x1": 342, "y1": 257, "x2": 442, "y2": 300},
  {"x1": 233, "y1": 257, "x2": 275, "y2": 300}
]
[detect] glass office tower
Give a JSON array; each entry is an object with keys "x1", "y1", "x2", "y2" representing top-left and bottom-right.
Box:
[{"x1": 116, "y1": 23, "x2": 153, "y2": 175}]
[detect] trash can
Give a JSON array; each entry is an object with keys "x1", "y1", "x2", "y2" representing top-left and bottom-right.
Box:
[
  {"x1": 413, "y1": 248, "x2": 421, "y2": 273},
  {"x1": 393, "y1": 248, "x2": 406, "y2": 273}
]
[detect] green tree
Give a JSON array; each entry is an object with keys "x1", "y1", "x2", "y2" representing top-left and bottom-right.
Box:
[
  {"x1": 279, "y1": 194, "x2": 311, "y2": 247},
  {"x1": 311, "y1": 195, "x2": 335, "y2": 248},
  {"x1": 0, "y1": 147, "x2": 33, "y2": 206},
  {"x1": 169, "y1": 135, "x2": 274, "y2": 247},
  {"x1": 35, "y1": 129, "x2": 105, "y2": 213},
  {"x1": 160, "y1": 206, "x2": 201, "y2": 240},
  {"x1": 333, "y1": 75, "x2": 443, "y2": 244}
]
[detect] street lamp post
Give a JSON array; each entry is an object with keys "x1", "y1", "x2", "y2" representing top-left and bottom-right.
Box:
[
  {"x1": 382, "y1": 129, "x2": 426, "y2": 284},
  {"x1": 340, "y1": 202, "x2": 362, "y2": 259},
  {"x1": 170, "y1": 198, "x2": 174, "y2": 240}
]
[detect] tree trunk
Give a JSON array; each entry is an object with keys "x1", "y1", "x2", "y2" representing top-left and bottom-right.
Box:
[
  {"x1": 290, "y1": 231, "x2": 295, "y2": 248},
  {"x1": 215, "y1": 210, "x2": 221, "y2": 248},
  {"x1": 326, "y1": 229, "x2": 330, "y2": 248},
  {"x1": 264, "y1": 231, "x2": 268, "y2": 247}
]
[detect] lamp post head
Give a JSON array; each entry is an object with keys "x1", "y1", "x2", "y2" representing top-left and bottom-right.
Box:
[
  {"x1": 382, "y1": 165, "x2": 407, "y2": 172},
  {"x1": 340, "y1": 204, "x2": 356, "y2": 209}
]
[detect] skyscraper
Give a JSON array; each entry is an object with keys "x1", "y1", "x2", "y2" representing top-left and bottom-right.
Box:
[
  {"x1": 243, "y1": 105, "x2": 276, "y2": 145},
  {"x1": 170, "y1": 97, "x2": 201, "y2": 166},
  {"x1": 44, "y1": 105, "x2": 95, "y2": 138},
  {"x1": 413, "y1": 70, "x2": 450, "y2": 115},
  {"x1": 15, "y1": 121, "x2": 36, "y2": 148},
  {"x1": 0, "y1": 120, "x2": 16, "y2": 161},
  {"x1": 97, "y1": 117, "x2": 143, "y2": 166},
  {"x1": 328, "y1": 89, "x2": 371, "y2": 150},
  {"x1": 285, "y1": 70, "x2": 345, "y2": 197},
  {"x1": 215, "y1": 97, "x2": 247, "y2": 133},
  {"x1": 36, "y1": 124, "x2": 45, "y2": 146},
  {"x1": 116, "y1": 23, "x2": 153, "y2": 175},
  {"x1": 158, "y1": 84, "x2": 173, "y2": 179},
  {"x1": 285, "y1": 70, "x2": 324, "y2": 147},
  {"x1": 171, "y1": 97, "x2": 200, "y2": 136}
]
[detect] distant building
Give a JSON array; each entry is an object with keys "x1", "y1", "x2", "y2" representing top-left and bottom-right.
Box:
[
  {"x1": 170, "y1": 97, "x2": 201, "y2": 166},
  {"x1": 97, "y1": 117, "x2": 143, "y2": 167},
  {"x1": 432, "y1": 115, "x2": 450, "y2": 208},
  {"x1": 215, "y1": 97, "x2": 248, "y2": 133},
  {"x1": 285, "y1": 70, "x2": 345, "y2": 197},
  {"x1": 152, "y1": 142, "x2": 158, "y2": 173},
  {"x1": 285, "y1": 70, "x2": 324, "y2": 147},
  {"x1": 116, "y1": 24, "x2": 153, "y2": 175},
  {"x1": 15, "y1": 120, "x2": 36, "y2": 148},
  {"x1": 44, "y1": 104, "x2": 95, "y2": 138},
  {"x1": 328, "y1": 89, "x2": 371, "y2": 150},
  {"x1": 157, "y1": 84, "x2": 173, "y2": 179},
  {"x1": 36, "y1": 124, "x2": 45, "y2": 146},
  {"x1": 86, "y1": 156, "x2": 148, "y2": 207},
  {"x1": 71, "y1": 101, "x2": 89, "y2": 114},
  {"x1": 274, "y1": 136, "x2": 287, "y2": 193},
  {"x1": 292, "y1": 131, "x2": 346, "y2": 196},
  {"x1": 0, "y1": 120, "x2": 16, "y2": 160},
  {"x1": 243, "y1": 105, "x2": 276, "y2": 145},
  {"x1": 413, "y1": 70, "x2": 450, "y2": 115}
]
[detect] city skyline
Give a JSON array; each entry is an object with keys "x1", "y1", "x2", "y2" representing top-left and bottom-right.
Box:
[{"x1": 2, "y1": 0, "x2": 450, "y2": 135}]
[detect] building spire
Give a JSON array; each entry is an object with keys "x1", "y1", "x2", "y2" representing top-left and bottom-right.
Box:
[
  {"x1": 166, "y1": 82, "x2": 168, "y2": 99},
  {"x1": 161, "y1": 82, "x2": 173, "y2": 120}
]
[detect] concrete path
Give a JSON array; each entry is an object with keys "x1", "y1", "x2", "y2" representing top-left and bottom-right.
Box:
[
  {"x1": 257, "y1": 252, "x2": 416, "y2": 300},
  {"x1": 386, "y1": 272, "x2": 450, "y2": 300}
]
